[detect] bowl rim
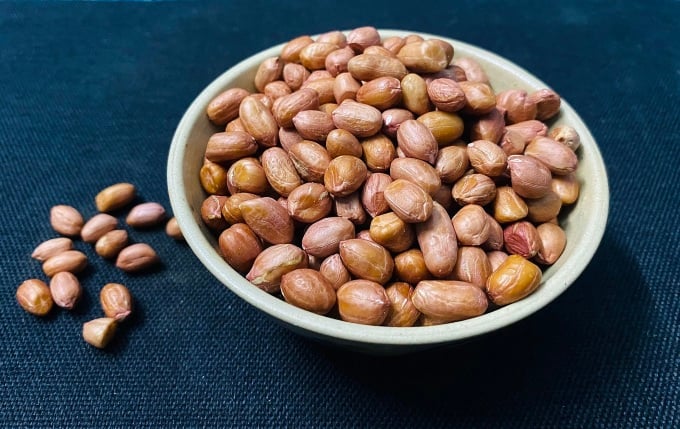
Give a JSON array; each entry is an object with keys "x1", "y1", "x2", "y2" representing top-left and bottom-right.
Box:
[{"x1": 168, "y1": 29, "x2": 610, "y2": 347}]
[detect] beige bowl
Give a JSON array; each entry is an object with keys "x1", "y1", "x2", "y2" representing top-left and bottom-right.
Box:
[{"x1": 167, "y1": 30, "x2": 609, "y2": 354}]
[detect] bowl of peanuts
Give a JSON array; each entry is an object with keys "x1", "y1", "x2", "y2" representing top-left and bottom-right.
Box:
[{"x1": 167, "y1": 27, "x2": 609, "y2": 354}]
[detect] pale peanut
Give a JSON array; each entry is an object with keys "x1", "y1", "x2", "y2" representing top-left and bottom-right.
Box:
[
  {"x1": 427, "y1": 78, "x2": 466, "y2": 112},
  {"x1": 292, "y1": 110, "x2": 335, "y2": 142},
  {"x1": 389, "y1": 157, "x2": 441, "y2": 196},
  {"x1": 452, "y1": 204, "x2": 491, "y2": 246},
  {"x1": 49, "y1": 271, "x2": 82, "y2": 310},
  {"x1": 95, "y1": 229, "x2": 129, "y2": 259},
  {"x1": 453, "y1": 246, "x2": 492, "y2": 289},
  {"x1": 347, "y1": 54, "x2": 408, "y2": 81},
  {"x1": 334, "y1": 192, "x2": 367, "y2": 225},
  {"x1": 415, "y1": 202, "x2": 458, "y2": 278},
  {"x1": 126, "y1": 202, "x2": 166, "y2": 229},
  {"x1": 356, "y1": 76, "x2": 402, "y2": 110},
  {"x1": 100, "y1": 283, "x2": 133, "y2": 322},
  {"x1": 535, "y1": 222, "x2": 567, "y2": 265},
  {"x1": 412, "y1": 280, "x2": 488, "y2": 322},
  {"x1": 397, "y1": 40, "x2": 449, "y2": 73},
  {"x1": 301, "y1": 217, "x2": 355, "y2": 258},
  {"x1": 31, "y1": 237, "x2": 73, "y2": 262},
  {"x1": 507, "y1": 154, "x2": 552, "y2": 199},
  {"x1": 396, "y1": 119, "x2": 438, "y2": 164},
  {"x1": 246, "y1": 244, "x2": 308, "y2": 293},
  {"x1": 115, "y1": 243, "x2": 159, "y2": 273},
  {"x1": 50, "y1": 205, "x2": 84, "y2": 237},
  {"x1": 82, "y1": 318, "x2": 117, "y2": 349},
  {"x1": 346, "y1": 26, "x2": 381, "y2": 53},
  {"x1": 239, "y1": 95, "x2": 278, "y2": 148},
  {"x1": 383, "y1": 178, "x2": 434, "y2": 223},
  {"x1": 43, "y1": 250, "x2": 88, "y2": 277},
  {"x1": 524, "y1": 136, "x2": 578, "y2": 175},
  {"x1": 361, "y1": 172, "x2": 392, "y2": 218},
  {"x1": 325, "y1": 46, "x2": 355, "y2": 76},
  {"x1": 381, "y1": 108, "x2": 414, "y2": 138},
  {"x1": 280, "y1": 269, "x2": 336, "y2": 315},
  {"x1": 332, "y1": 100, "x2": 383, "y2": 138},
  {"x1": 253, "y1": 56, "x2": 283, "y2": 92}
]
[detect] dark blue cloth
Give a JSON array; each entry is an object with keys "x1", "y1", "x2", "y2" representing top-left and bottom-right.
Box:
[{"x1": 1, "y1": 1, "x2": 678, "y2": 427}]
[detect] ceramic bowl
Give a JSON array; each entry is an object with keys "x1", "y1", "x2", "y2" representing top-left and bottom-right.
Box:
[{"x1": 167, "y1": 29, "x2": 609, "y2": 354}]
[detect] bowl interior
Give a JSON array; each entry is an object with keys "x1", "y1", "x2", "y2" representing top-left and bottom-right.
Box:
[{"x1": 168, "y1": 29, "x2": 609, "y2": 353}]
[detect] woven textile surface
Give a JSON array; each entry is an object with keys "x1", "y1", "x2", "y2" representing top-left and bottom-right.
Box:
[{"x1": 1, "y1": 1, "x2": 678, "y2": 427}]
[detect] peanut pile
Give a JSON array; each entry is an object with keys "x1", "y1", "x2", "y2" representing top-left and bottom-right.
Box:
[{"x1": 199, "y1": 27, "x2": 581, "y2": 326}]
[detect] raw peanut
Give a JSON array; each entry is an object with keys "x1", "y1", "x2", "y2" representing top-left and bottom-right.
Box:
[
  {"x1": 535, "y1": 222, "x2": 567, "y2": 265},
  {"x1": 363, "y1": 45, "x2": 397, "y2": 57},
  {"x1": 551, "y1": 172, "x2": 580, "y2": 205},
  {"x1": 528, "y1": 89, "x2": 561, "y2": 121},
  {"x1": 336, "y1": 279, "x2": 390, "y2": 325},
  {"x1": 199, "y1": 160, "x2": 229, "y2": 195},
  {"x1": 526, "y1": 191, "x2": 562, "y2": 223},
  {"x1": 115, "y1": 243, "x2": 159, "y2": 272},
  {"x1": 219, "y1": 223, "x2": 263, "y2": 273},
  {"x1": 486, "y1": 254, "x2": 542, "y2": 305},
  {"x1": 261, "y1": 147, "x2": 303, "y2": 197},
  {"x1": 288, "y1": 140, "x2": 331, "y2": 183},
  {"x1": 452, "y1": 173, "x2": 497, "y2": 206},
  {"x1": 227, "y1": 157, "x2": 268, "y2": 195},
  {"x1": 165, "y1": 217, "x2": 183, "y2": 241},
  {"x1": 346, "y1": 26, "x2": 381, "y2": 53},
  {"x1": 483, "y1": 215, "x2": 505, "y2": 250},
  {"x1": 307, "y1": 68, "x2": 335, "y2": 82},
  {"x1": 16, "y1": 279, "x2": 53, "y2": 316},
  {"x1": 422, "y1": 64, "x2": 466, "y2": 83},
  {"x1": 524, "y1": 136, "x2": 578, "y2": 175},
  {"x1": 499, "y1": 129, "x2": 527, "y2": 156},
  {"x1": 417, "y1": 110, "x2": 464, "y2": 146},
  {"x1": 319, "y1": 103, "x2": 338, "y2": 114},
  {"x1": 453, "y1": 57, "x2": 490, "y2": 84},
  {"x1": 272, "y1": 87, "x2": 319, "y2": 128},
  {"x1": 347, "y1": 54, "x2": 408, "y2": 81},
  {"x1": 361, "y1": 172, "x2": 392, "y2": 217},
  {"x1": 496, "y1": 89, "x2": 537, "y2": 124},
  {"x1": 505, "y1": 120, "x2": 548, "y2": 143},
  {"x1": 220, "y1": 193, "x2": 258, "y2": 224},
  {"x1": 278, "y1": 127, "x2": 304, "y2": 152},
  {"x1": 428, "y1": 38, "x2": 454, "y2": 63},
  {"x1": 401, "y1": 73, "x2": 431, "y2": 115},
  {"x1": 494, "y1": 186, "x2": 528, "y2": 223},
  {"x1": 339, "y1": 239, "x2": 394, "y2": 285},
  {"x1": 382, "y1": 36, "x2": 406, "y2": 55},
  {"x1": 246, "y1": 244, "x2": 308, "y2": 293},
  {"x1": 80, "y1": 213, "x2": 117, "y2": 243},
  {"x1": 324, "y1": 155, "x2": 368, "y2": 197},
  {"x1": 126, "y1": 202, "x2": 166, "y2": 228},
  {"x1": 302, "y1": 217, "x2": 355, "y2": 258},
  {"x1": 82, "y1": 318, "x2": 117, "y2": 349},
  {"x1": 397, "y1": 40, "x2": 449, "y2": 73},
  {"x1": 206, "y1": 87, "x2": 250, "y2": 125},
  {"x1": 433, "y1": 184, "x2": 454, "y2": 210},
  {"x1": 453, "y1": 246, "x2": 492, "y2": 289},
  {"x1": 287, "y1": 182, "x2": 333, "y2": 223},
  {"x1": 369, "y1": 212, "x2": 415, "y2": 253},
  {"x1": 384, "y1": 282, "x2": 421, "y2": 327},
  {"x1": 239, "y1": 96, "x2": 278, "y2": 148},
  {"x1": 503, "y1": 221, "x2": 541, "y2": 258},
  {"x1": 326, "y1": 128, "x2": 363, "y2": 158},
  {"x1": 264, "y1": 80, "x2": 292, "y2": 100},
  {"x1": 100, "y1": 283, "x2": 133, "y2": 321},
  {"x1": 469, "y1": 108, "x2": 505, "y2": 144},
  {"x1": 383, "y1": 178, "x2": 434, "y2": 223},
  {"x1": 381, "y1": 108, "x2": 414, "y2": 138},
  {"x1": 332, "y1": 100, "x2": 383, "y2": 138},
  {"x1": 292, "y1": 110, "x2": 335, "y2": 142},
  {"x1": 333, "y1": 72, "x2": 361, "y2": 104},
  {"x1": 95, "y1": 229, "x2": 129, "y2": 259},
  {"x1": 415, "y1": 201, "x2": 458, "y2": 278},
  {"x1": 50, "y1": 205, "x2": 84, "y2": 237},
  {"x1": 280, "y1": 269, "x2": 336, "y2": 315},
  {"x1": 549, "y1": 125, "x2": 581, "y2": 151},
  {"x1": 205, "y1": 131, "x2": 258, "y2": 163},
  {"x1": 396, "y1": 119, "x2": 438, "y2": 164},
  {"x1": 43, "y1": 250, "x2": 88, "y2": 277},
  {"x1": 435, "y1": 145, "x2": 469, "y2": 183},
  {"x1": 394, "y1": 248, "x2": 431, "y2": 284},
  {"x1": 356, "y1": 76, "x2": 402, "y2": 110},
  {"x1": 334, "y1": 192, "x2": 367, "y2": 225},
  {"x1": 225, "y1": 117, "x2": 247, "y2": 132},
  {"x1": 299, "y1": 42, "x2": 339, "y2": 70},
  {"x1": 31, "y1": 237, "x2": 73, "y2": 262},
  {"x1": 325, "y1": 46, "x2": 355, "y2": 76},
  {"x1": 452, "y1": 204, "x2": 491, "y2": 246},
  {"x1": 253, "y1": 56, "x2": 283, "y2": 92},
  {"x1": 317, "y1": 30, "x2": 347, "y2": 47},
  {"x1": 459, "y1": 81, "x2": 496, "y2": 115},
  {"x1": 361, "y1": 133, "x2": 396, "y2": 172},
  {"x1": 319, "y1": 253, "x2": 351, "y2": 290},
  {"x1": 427, "y1": 78, "x2": 466, "y2": 112},
  {"x1": 487, "y1": 250, "x2": 509, "y2": 272},
  {"x1": 390, "y1": 157, "x2": 441, "y2": 197},
  {"x1": 95, "y1": 183, "x2": 136, "y2": 213},
  {"x1": 301, "y1": 77, "x2": 336, "y2": 104},
  {"x1": 240, "y1": 197, "x2": 295, "y2": 244},
  {"x1": 282, "y1": 62, "x2": 310, "y2": 90},
  {"x1": 467, "y1": 139, "x2": 508, "y2": 177},
  {"x1": 200, "y1": 195, "x2": 228, "y2": 231},
  {"x1": 280, "y1": 35, "x2": 314, "y2": 63},
  {"x1": 412, "y1": 280, "x2": 488, "y2": 322},
  {"x1": 507, "y1": 154, "x2": 552, "y2": 199}
]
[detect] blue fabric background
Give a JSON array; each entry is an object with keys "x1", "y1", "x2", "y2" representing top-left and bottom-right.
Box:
[{"x1": 1, "y1": 1, "x2": 678, "y2": 427}]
